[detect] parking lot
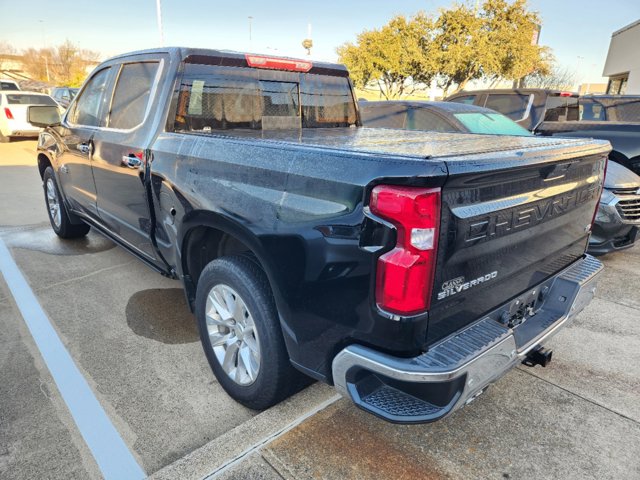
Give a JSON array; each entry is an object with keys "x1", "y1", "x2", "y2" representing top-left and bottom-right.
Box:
[{"x1": 1, "y1": 139, "x2": 639, "y2": 479}]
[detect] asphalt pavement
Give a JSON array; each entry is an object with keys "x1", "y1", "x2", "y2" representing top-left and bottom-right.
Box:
[{"x1": 1, "y1": 139, "x2": 638, "y2": 480}]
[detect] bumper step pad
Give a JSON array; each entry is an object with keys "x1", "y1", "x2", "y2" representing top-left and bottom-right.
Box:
[{"x1": 362, "y1": 385, "x2": 442, "y2": 418}]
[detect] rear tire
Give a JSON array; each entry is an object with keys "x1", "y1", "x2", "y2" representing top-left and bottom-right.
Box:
[
  {"x1": 195, "y1": 254, "x2": 307, "y2": 410},
  {"x1": 43, "y1": 166, "x2": 90, "y2": 239}
]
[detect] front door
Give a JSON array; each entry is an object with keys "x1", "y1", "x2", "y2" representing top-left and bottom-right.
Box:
[{"x1": 56, "y1": 67, "x2": 115, "y2": 220}]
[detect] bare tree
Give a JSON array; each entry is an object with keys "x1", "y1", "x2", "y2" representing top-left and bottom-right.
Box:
[
  {"x1": 522, "y1": 64, "x2": 576, "y2": 90},
  {"x1": 21, "y1": 41, "x2": 99, "y2": 86},
  {"x1": 0, "y1": 41, "x2": 18, "y2": 73}
]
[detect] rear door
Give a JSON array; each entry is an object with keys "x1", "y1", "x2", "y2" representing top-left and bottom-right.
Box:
[
  {"x1": 90, "y1": 56, "x2": 164, "y2": 262},
  {"x1": 427, "y1": 142, "x2": 608, "y2": 343}
]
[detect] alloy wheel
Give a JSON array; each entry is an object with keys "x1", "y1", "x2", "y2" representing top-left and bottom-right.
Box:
[{"x1": 205, "y1": 284, "x2": 261, "y2": 386}]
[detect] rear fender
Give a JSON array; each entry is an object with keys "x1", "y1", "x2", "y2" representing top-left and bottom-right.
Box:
[{"x1": 178, "y1": 210, "x2": 286, "y2": 312}]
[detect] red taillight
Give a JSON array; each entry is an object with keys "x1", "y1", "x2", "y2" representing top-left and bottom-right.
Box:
[
  {"x1": 559, "y1": 91, "x2": 574, "y2": 97},
  {"x1": 245, "y1": 54, "x2": 312, "y2": 72},
  {"x1": 370, "y1": 185, "x2": 441, "y2": 315},
  {"x1": 4, "y1": 108, "x2": 13, "y2": 119}
]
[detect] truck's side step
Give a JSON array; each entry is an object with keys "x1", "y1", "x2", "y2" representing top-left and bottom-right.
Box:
[
  {"x1": 347, "y1": 372, "x2": 458, "y2": 424},
  {"x1": 344, "y1": 318, "x2": 506, "y2": 423},
  {"x1": 361, "y1": 385, "x2": 442, "y2": 418}
]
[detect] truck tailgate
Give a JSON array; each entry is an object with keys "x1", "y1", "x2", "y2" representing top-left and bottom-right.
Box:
[{"x1": 427, "y1": 140, "x2": 610, "y2": 344}]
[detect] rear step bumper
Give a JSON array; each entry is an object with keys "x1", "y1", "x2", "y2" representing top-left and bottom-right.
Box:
[{"x1": 332, "y1": 255, "x2": 603, "y2": 424}]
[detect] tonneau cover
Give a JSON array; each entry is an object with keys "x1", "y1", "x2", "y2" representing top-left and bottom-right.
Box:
[{"x1": 213, "y1": 127, "x2": 610, "y2": 160}]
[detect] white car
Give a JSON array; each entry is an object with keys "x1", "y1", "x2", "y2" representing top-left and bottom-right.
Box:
[{"x1": 0, "y1": 91, "x2": 60, "y2": 142}]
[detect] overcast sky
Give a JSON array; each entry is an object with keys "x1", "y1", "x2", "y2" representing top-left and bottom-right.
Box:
[{"x1": 1, "y1": 0, "x2": 638, "y2": 83}]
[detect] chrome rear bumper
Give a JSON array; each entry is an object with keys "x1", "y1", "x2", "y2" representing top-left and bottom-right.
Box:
[{"x1": 332, "y1": 255, "x2": 603, "y2": 423}]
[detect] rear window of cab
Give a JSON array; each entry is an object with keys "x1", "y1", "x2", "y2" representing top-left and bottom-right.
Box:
[{"x1": 173, "y1": 62, "x2": 357, "y2": 132}]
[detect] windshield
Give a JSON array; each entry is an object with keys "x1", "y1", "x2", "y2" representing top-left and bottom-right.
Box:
[
  {"x1": 454, "y1": 112, "x2": 532, "y2": 136},
  {"x1": 174, "y1": 62, "x2": 357, "y2": 133},
  {"x1": 6, "y1": 94, "x2": 58, "y2": 106}
]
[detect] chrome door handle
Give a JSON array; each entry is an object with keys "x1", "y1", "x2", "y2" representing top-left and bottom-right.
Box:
[{"x1": 122, "y1": 155, "x2": 142, "y2": 169}]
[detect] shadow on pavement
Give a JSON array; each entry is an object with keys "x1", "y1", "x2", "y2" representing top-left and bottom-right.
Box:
[{"x1": 126, "y1": 288, "x2": 199, "y2": 344}]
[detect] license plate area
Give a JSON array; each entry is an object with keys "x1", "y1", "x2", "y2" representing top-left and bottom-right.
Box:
[{"x1": 497, "y1": 284, "x2": 545, "y2": 329}]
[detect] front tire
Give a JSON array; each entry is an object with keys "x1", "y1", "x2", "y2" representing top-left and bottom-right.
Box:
[
  {"x1": 195, "y1": 254, "x2": 307, "y2": 410},
  {"x1": 43, "y1": 166, "x2": 90, "y2": 238}
]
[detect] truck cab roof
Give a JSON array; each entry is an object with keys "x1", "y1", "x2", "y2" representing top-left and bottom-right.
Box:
[{"x1": 101, "y1": 47, "x2": 350, "y2": 77}]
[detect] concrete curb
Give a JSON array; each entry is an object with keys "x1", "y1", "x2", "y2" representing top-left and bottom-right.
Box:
[{"x1": 150, "y1": 383, "x2": 341, "y2": 480}]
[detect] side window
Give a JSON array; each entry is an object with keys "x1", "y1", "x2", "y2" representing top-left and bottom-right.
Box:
[
  {"x1": 484, "y1": 94, "x2": 531, "y2": 121},
  {"x1": 448, "y1": 95, "x2": 476, "y2": 105},
  {"x1": 359, "y1": 104, "x2": 407, "y2": 129},
  {"x1": 109, "y1": 62, "x2": 159, "y2": 129},
  {"x1": 407, "y1": 108, "x2": 456, "y2": 132},
  {"x1": 68, "y1": 68, "x2": 112, "y2": 127}
]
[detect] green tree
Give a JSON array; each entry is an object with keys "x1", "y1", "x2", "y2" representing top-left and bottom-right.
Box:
[
  {"x1": 338, "y1": 1, "x2": 552, "y2": 98},
  {"x1": 431, "y1": 4, "x2": 492, "y2": 97},
  {"x1": 337, "y1": 14, "x2": 436, "y2": 99},
  {"x1": 482, "y1": 0, "x2": 551, "y2": 87}
]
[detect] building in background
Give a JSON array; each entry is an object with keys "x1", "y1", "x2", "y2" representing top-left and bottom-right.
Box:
[
  {"x1": 578, "y1": 83, "x2": 607, "y2": 95},
  {"x1": 603, "y1": 19, "x2": 640, "y2": 94}
]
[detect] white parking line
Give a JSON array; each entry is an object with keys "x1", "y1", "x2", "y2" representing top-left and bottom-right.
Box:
[{"x1": 0, "y1": 238, "x2": 146, "y2": 480}]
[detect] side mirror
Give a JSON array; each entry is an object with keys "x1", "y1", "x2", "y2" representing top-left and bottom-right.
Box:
[{"x1": 28, "y1": 105, "x2": 61, "y2": 128}]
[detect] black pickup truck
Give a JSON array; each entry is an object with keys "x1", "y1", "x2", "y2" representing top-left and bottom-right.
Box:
[{"x1": 31, "y1": 48, "x2": 608, "y2": 424}]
